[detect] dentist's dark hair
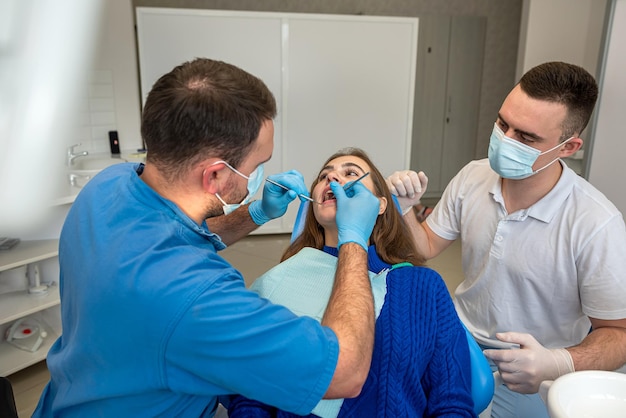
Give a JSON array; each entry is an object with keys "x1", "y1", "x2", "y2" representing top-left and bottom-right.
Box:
[{"x1": 141, "y1": 58, "x2": 276, "y2": 182}]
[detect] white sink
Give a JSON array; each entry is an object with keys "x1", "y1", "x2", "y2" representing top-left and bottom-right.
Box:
[
  {"x1": 67, "y1": 156, "x2": 127, "y2": 188},
  {"x1": 70, "y1": 156, "x2": 126, "y2": 171},
  {"x1": 546, "y1": 371, "x2": 626, "y2": 418}
]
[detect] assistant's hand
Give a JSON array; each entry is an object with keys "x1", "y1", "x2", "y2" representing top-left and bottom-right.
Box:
[
  {"x1": 483, "y1": 332, "x2": 574, "y2": 394},
  {"x1": 331, "y1": 181, "x2": 380, "y2": 251},
  {"x1": 386, "y1": 170, "x2": 428, "y2": 215},
  {"x1": 249, "y1": 170, "x2": 308, "y2": 225}
]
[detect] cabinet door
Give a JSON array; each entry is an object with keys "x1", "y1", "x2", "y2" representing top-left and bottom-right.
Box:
[
  {"x1": 440, "y1": 16, "x2": 486, "y2": 190},
  {"x1": 281, "y1": 16, "x2": 418, "y2": 228},
  {"x1": 412, "y1": 16, "x2": 486, "y2": 197},
  {"x1": 411, "y1": 16, "x2": 451, "y2": 194}
]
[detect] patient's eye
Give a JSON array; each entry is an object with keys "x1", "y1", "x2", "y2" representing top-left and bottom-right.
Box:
[{"x1": 345, "y1": 168, "x2": 361, "y2": 177}]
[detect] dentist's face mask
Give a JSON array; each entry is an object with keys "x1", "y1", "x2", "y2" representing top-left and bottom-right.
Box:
[
  {"x1": 214, "y1": 161, "x2": 264, "y2": 215},
  {"x1": 488, "y1": 123, "x2": 573, "y2": 180}
]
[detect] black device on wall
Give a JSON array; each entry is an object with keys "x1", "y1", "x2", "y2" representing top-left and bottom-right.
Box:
[{"x1": 108, "y1": 130, "x2": 121, "y2": 155}]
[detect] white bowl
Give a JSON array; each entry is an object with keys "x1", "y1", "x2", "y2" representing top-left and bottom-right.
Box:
[{"x1": 547, "y1": 370, "x2": 626, "y2": 418}]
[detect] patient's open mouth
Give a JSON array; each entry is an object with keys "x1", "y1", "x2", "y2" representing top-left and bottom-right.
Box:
[{"x1": 323, "y1": 189, "x2": 336, "y2": 202}]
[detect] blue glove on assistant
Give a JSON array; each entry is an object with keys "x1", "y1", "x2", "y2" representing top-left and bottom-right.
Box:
[
  {"x1": 249, "y1": 170, "x2": 309, "y2": 225},
  {"x1": 331, "y1": 181, "x2": 380, "y2": 250}
]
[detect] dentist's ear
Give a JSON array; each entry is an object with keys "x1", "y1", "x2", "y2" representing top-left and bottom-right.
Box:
[
  {"x1": 202, "y1": 162, "x2": 226, "y2": 194},
  {"x1": 378, "y1": 196, "x2": 388, "y2": 215}
]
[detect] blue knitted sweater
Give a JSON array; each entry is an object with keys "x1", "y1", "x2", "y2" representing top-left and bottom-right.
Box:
[{"x1": 228, "y1": 246, "x2": 475, "y2": 417}]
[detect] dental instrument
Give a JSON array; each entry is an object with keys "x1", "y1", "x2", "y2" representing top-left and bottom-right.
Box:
[
  {"x1": 265, "y1": 178, "x2": 318, "y2": 204},
  {"x1": 342, "y1": 172, "x2": 370, "y2": 193},
  {"x1": 267, "y1": 171, "x2": 370, "y2": 205}
]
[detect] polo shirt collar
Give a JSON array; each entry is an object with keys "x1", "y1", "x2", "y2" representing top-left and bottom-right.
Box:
[
  {"x1": 489, "y1": 160, "x2": 575, "y2": 223},
  {"x1": 129, "y1": 163, "x2": 227, "y2": 250}
]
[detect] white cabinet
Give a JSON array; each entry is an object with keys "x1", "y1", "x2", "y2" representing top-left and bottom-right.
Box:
[
  {"x1": 0, "y1": 240, "x2": 60, "y2": 376},
  {"x1": 136, "y1": 8, "x2": 418, "y2": 233}
]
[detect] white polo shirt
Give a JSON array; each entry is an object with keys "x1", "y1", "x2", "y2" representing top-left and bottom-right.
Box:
[{"x1": 427, "y1": 159, "x2": 626, "y2": 349}]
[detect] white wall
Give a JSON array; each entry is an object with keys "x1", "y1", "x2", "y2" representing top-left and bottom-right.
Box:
[
  {"x1": 517, "y1": 0, "x2": 608, "y2": 78},
  {"x1": 587, "y1": 0, "x2": 626, "y2": 215},
  {"x1": 91, "y1": 0, "x2": 142, "y2": 152}
]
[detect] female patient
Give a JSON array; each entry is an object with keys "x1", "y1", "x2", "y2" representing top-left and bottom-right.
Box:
[{"x1": 228, "y1": 147, "x2": 475, "y2": 417}]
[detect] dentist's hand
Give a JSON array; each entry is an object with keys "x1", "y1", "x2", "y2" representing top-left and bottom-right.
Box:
[
  {"x1": 249, "y1": 170, "x2": 308, "y2": 225},
  {"x1": 483, "y1": 332, "x2": 574, "y2": 394},
  {"x1": 386, "y1": 170, "x2": 428, "y2": 215},
  {"x1": 331, "y1": 181, "x2": 380, "y2": 251}
]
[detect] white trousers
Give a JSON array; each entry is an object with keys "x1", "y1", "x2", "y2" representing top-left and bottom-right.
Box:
[{"x1": 484, "y1": 357, "x2": 550, "y2": 418}]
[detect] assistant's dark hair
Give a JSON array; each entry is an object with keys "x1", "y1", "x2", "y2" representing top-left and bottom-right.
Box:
[
  {"x1": 519, "y1": 62, "x2": 598, "y2": 140},
  {"x1": 141, "y1": 58, "x2": 277, "y2": 181},
  {"x1": 282, "y1": 147, "x2": 426, "y2": 266}
]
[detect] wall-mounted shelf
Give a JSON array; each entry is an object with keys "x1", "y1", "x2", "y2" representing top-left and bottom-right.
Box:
[
  {"x1": 0, "y1": 287, "x2": 60, "y2": 327},
  {"x1": 51, "y1": 192, "x2": 78, "y2": 207},
  {"x1": 0, "y1": 240, "x2": 58, "y2": 273},
  {"x1": 0, "y1": 239, "x2": 60, "y2": 376}
]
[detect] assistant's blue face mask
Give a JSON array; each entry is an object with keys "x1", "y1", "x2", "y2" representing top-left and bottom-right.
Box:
[
  {"x1": 215, "y1": 161, "x2": 264, "y2": 215},
  {"x1": 488, "y1": 123, "x2": 573, "y2": 180}
]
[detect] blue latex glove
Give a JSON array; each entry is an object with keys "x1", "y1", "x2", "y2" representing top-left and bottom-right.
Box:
[
  {"x1": 331, "y1": 181, "x2": 380, "y2": 250},
  {"x1": 249, "y1": 170, "x2": 309, "y2": 225}
]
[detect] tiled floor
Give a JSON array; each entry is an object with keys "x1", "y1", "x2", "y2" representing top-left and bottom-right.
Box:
[{"x1": 7, "y1": 232, "x2": 463, "y2": 417}]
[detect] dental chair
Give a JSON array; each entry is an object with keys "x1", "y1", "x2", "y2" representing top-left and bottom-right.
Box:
[
  {"x1": 290, "y1": 199, "x2": 495, "y2": 415},
  {"x1": 0, "y1": 377, "x2": 18, "y2": 418}
]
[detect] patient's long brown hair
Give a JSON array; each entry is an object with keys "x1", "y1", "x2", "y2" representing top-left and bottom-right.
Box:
[{"x1": 282, "y1": 147, "x2": 426, "y2": 266}]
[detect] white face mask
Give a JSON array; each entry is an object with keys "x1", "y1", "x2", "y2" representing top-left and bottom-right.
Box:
[
  {"x1": 488, "y1": 123, "x2": 573, "y2": 179},
  {"x1": 214, "y1": 161, "x2": 264, "y2": 215}
]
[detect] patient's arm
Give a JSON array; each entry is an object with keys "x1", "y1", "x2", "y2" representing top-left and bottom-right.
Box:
[{"x1": 321, "y1": 242, "x2": 375, "y2": 399}]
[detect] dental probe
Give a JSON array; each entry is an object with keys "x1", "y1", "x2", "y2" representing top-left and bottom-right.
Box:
[
  {"x1": 266, "y1": 171, "x2": 370, "y2": 204},
  {"x1": 265, "y1": 178, "x2": 318, "y2": 204},
  {"x1": 342, "y1": 172, "x2": 370, "y2": 193}
]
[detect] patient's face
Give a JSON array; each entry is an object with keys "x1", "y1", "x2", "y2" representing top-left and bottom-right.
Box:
[{"x1": 312, "y1": 155, "x2": 376, "y2": 235}]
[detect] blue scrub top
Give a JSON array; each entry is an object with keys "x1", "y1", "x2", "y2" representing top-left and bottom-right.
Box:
[{"x1": 33, "y1": 163, "x2": 338, "y2": 417}]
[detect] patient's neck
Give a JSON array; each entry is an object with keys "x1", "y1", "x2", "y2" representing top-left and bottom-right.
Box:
[
  {"x1": 323, "y1": 226, "x2": 371, "y2": 249},
  {"x1": 324, "y1": 227, "x2": 339, "y2": 248}
]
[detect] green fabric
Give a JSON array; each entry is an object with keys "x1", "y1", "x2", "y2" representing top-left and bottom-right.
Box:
[
  {"x1": 390, "y1": 261, "x2": 413, "y2": 270},
  {"x1": 250, "y1": 247, "x2": 388, "y2": 418}
]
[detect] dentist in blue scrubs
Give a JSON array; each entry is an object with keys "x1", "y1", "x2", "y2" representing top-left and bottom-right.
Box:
[{"x1": 33, "y1": 58, "x2": 381, "y2": 417}]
